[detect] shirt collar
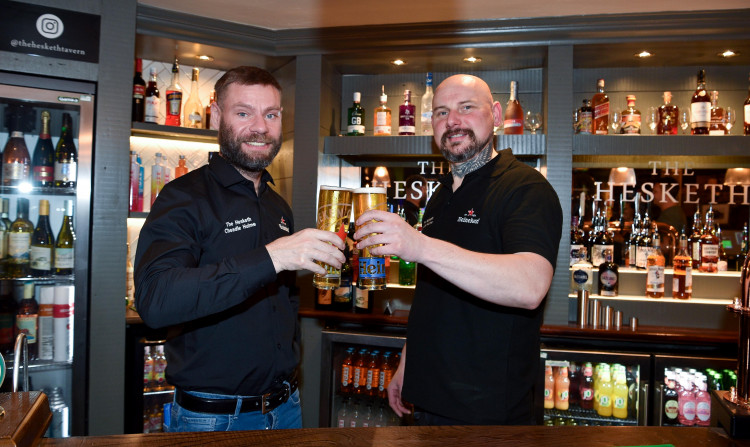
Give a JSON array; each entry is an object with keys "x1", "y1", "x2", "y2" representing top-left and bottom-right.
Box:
[{"x1": 208, "y1": 153, "x2": 276, "y2": 192}]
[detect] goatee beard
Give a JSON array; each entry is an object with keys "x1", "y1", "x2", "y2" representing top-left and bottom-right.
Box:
[
  {"x1": 439, "y1": 128, "x2": 493, "y2": 164},
  {"x1": 218, "y1": 120, "x2": 281, "y2": 172}
]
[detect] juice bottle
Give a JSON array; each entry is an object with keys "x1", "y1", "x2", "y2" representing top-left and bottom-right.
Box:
[
  {"x1": 593, "y1": 364, "x2": 601, "y2": 412},
  {"x1": 543, "y1": 365, "x2": 555, "y2": 409},
  {"x1": 695, "y1": 375, "x2": 711, "y2": 426},
  {"x1": 341, "y1": 347, "x2": 354, "y2": 394},
  {"x1": 612, "y1": 371, "x2": 629, "y2": 419},
  {"x1": 579, "y1": 363, "x2": 594, "y2": 410},
  {"x1": 554, "y1": 366, "x2": 570, "y2": 410},
  {"x1": 568, "y1": 362, "x2": 580, "y2": 407},
  {"x1": 597, "y1": 370, "x2": 613, "y2": 417},
  {"x1": 677, "y1": 373, "x2": 696, "y2": 425}
]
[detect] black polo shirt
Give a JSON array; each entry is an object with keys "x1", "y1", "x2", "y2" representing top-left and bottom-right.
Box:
[
  {"x1": 403, "y1": 148, "x2": 563, "y2": 424},
  {"x1": 134, "y1": 154, "x2": 299, "y2": 396}
]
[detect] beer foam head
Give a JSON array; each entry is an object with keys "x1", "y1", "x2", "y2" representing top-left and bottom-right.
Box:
[
  {"x1": 354, "y1": 186, "x2": 387, "y2": 195},
  {"x1": 320, "y1": 186, "x2": 354, "y2": 192}
]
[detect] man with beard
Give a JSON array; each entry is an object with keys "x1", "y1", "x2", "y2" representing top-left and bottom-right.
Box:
[
  {"x1": 135, "y1": 66, "x2": 345, "y2": 432},
  {"x1": 355, "y1": 74, "x2": 562, "y2": 425}
]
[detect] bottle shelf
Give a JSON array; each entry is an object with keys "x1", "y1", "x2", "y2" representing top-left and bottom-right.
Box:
[
  {"x1": 4, "y1": 358, "x2": 72, "y2": 372},
  {"x1": 567, "y1": 293, "x2": 733, "y2": 306},
  {"x1": 572, "y1": 134, "x2": 750, "y2": 157},
  {"x1": 544, "y1": 407, "x2": 637, "y2": 426},
  {"x1": 0, "y1": 186, "x2": 76, "y2": 196},
  {"x1": 130, "y1": 122, "x2": 217, "y2": 143},
  {"x1": 0, "y1": 274, "x2": 74, "y2": 282}
]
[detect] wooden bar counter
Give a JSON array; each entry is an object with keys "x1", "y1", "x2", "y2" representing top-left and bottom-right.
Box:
[{"x1": 38, "y1": 426, "x2": 750, "y2": 446}]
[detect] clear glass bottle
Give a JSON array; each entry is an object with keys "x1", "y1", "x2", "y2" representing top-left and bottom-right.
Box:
[
  {"x1": 620, "y1": 95, "x2": 641, "y2": 135},
  {"x1": 689, "y1": 206, "x2": 703, "y2": 269},
  {"x1": 2, "y1": 108, "x2": 32, "y2": 187},
  {"x1": 373, "y1": 86, "x2": 391, "y2": 136},
  {"x1": 672, "y1": 229, "x2": 692, "y2": 299},
  {"x1": 54, "y1": 200, "x2": 76, "y2": 276},
  {"x1": 591, "y1": 78, "x2": 609, "y2": 134},
  {"x1": 646, "y1": 231, "x2": 665, "y2": 298},
  {"x1": 182, "y1": 67, "x2": 204, "y2": 129},
  {"x1": 346, "y1": 92, "x2": 365, "y2": 136},
  {"x1": 657, "y1": 91, "x2": 679, "y2": 135},
  {"x1": 503, "y1": 81, "x2": 524, "y2": 135},
  {"x1": 699, "y1": 205, "x2": 719, "y2": 273},
  {"x1": 420, "y1": 73, "x2": 434, "y2": 136},
  {"x1": 8, "y1": 198, "x2": 33, "y2": 278},
  {"x1": 708, "y1": 90, "x2": 726, "y2": 135},
  {"x1": 570, "y1": 250, "x2": 593, "y2": 294},
  {"x1": 690, "y1": 69, "x2": 710, "y2": 135},
  {"x1": 144, "y1": 67, "x2": 160, "y2": 124},
  {"x1": 165, "y1": 57, "x2": 183, "y2": 127},
  {"x1": 398, "y1": 89, "x2": 416, "y2": 135}
]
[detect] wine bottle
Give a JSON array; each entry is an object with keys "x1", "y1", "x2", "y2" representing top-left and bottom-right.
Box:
[
  {"x1": 420, "y1": 73, "x2": 434, "y2": 136},
  {"x1": 0, "y1": 201, "x2": 8, "y2": 277},
  {"x1": 2, "y1": 107, "x2": 32, "y2": 187},
  {"x1": 144, "y1": 67, "x2": 160, "y2": 124},
  {"x1": 30, "y1": 199, "x2": 55, "y2": 277},
  {"x1": 15, "y1": 282, "x2": 38, "y2": 360},
  {"x1": 591, "y1": 78, "x2": 609, "y2": 134},
  {"x1": 32, "y1": 110, "x2": 55, "y2": 187},
  {"x1": 165, "y1": 57, "x2": 183, "y2": 127},
  {"x1": 182, "y1": 67, "x2": 203, "y2": 128},
  {"x1": 398, "y1": 89, "x2": 416, "y2": 135},
  {"x1": 503, "y1": 81, "x2": 523, "y2": 135},
  {"x1": 690, "y1": 69, "x2": 710, "y2": 135},
  {"x1": 54, "y1": 113, "x2": 77, "y2": 188},
  {"x1": 346, "y1": 92, "x2": 365, "y2": 136},
  {"x1": 132, "y1": 58, "x2": 146, "y2": 122},
  {"x1": 7, "y1": 198, "x2": 33, "y2": 278},
  {"x1": 54, "y1": 200, "x2": 76, "y2": 276}
]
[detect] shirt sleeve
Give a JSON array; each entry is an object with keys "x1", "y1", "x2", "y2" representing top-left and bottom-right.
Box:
[{"x1": 134, "y1": 187, "x2": 278, "y2": 329}]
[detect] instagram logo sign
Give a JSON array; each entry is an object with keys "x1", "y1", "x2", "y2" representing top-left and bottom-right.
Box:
[{"x1": 36, "y1": 13, "x2": 64, "y2": 39}]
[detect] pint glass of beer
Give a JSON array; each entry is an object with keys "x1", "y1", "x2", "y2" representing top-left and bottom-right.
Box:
[
  {"x1": 313, "y1": 186, "x2": 353, "y2": 290},
  {"x1": 353, "y1": 186, "x2": 388, "y2": 290}
]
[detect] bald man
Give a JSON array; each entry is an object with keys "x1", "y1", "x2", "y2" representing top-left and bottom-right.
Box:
[{"x1": 355, "y1": 74, "x2": 563, "y2": 425}]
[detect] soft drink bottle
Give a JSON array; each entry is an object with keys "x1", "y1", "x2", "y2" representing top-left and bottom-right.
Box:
[
  {"x1": 579, "y1": 362, "x2": 594, "y2": 410},
  {"x1": 336, "y1": 397, "x2": 349, "y2": 428},
  {"x1": 663, "y1": 371, "x2": 679, "y2": 425},
  {"x1": 554, "y1": 366, "x2": 570, "y2": 410},
  {"x1": 353, "y1": 348, "x2": 368, "y2": 395},
  {"x1": 366, "y1": 350, "x2": 381, "y2": 396},
  {"x1": 349, "y1": 400, "x2": 361, "y2": 427},
  {"x1": 612, "y1": 371, "x2": 629, "y2": 419},
  {"x1": 143, "y1": 346, "x2": 154, "y2": 391},
  {"x1": 596, "y1": 370, "x2": 613, "y2": 417},
  {"x1": 568, "y1": 362, "x2": 580, "y2": 407},
  {"x1": 543, "y1": 365, "x2": 555, "y2": 409},
  {"x1": 677, "y1": 373, "x2": 696, "y2": 425},
  {"x1": 694, "y1": 375, "x2": 711, "y2": 426},
  {"x1": 341, "y1": 347, "x2": 354, "y2": 394},
  {"x1": 378, "y1": 351, "x2": 392, "y2": 399}
]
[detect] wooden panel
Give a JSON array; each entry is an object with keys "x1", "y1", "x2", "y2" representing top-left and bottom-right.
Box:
[{"x1": 0, "y1": 392, "x2": 51, "y2": 447}]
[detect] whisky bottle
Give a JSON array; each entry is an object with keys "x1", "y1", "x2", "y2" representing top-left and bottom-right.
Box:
[
  {"x1": 591, "y1": 79, "x2": 609, "y2": 135},
  {"x1": 708, "y1": 91, "x2": 726, "y2": 135},
  {"x1": 398, "y1": 90, "x2": 416, "y2": 135},
  {"x1": 688, "y1": 206, "x2": 703, "y2": 269},
  {"x1": 635, "y1": 214, "x2": 653, "y2": 270},
  {"x1": 598, "y1": 249, "x2": 619, "y2": 297},
  {"x1": 346, "y1": 92, "x2": 365, "y2": 136},
  {"x1": 620, "y1": 95, "x2": 641, "y2": 135},
  {"x1": 165, "y1": 58, "x2": 183, "y2": 127},
  {"x1": 591, "y1": 209, "x2": 614, "y2": 268},
  {"x1": 570, "y1": 215, "x2": 586, "y2": 267},
  {"x1": 182, "y1": 67, "x2": 203, "y2": 129},
  {"x1": 690, "y1": 69, "x2": 710, "y2": 135},
  {"x1": 698, "y1": 205, "x2": 719, "y2": 273},
  {"x1": 577, "y1": 99, "x2": 593, "y2": 135},
  {"x1": 657, "y1": 92, "x2": 679, "y2": 135},
  {"x1": 503, "y1": 81, "x2": 524, "y2": 135},
  {"x1": 373, "y1": 86, "x2": 392, "y2": 136},
  {"x1": 672, "y1": 229, "x2": 692, "y2": 299},
  {"x1": 646, "y1": 231, "x2": 665, "y2": 298}
]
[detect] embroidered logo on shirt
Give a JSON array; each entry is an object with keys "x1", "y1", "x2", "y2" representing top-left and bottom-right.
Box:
[
  {"x1": 279, "y1": 216, "x2": 290, "y2": 233},
  {"x1": 224, "y1": 216, "x2": 257, "y2": 234},
  {"x1": 457, "y1": 208, "x2": 480, "y2": 224}
]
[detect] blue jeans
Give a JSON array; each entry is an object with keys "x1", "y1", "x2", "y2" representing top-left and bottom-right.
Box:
[{"x1": 166, "y1": 388, "x2": 302, "y2": 432}]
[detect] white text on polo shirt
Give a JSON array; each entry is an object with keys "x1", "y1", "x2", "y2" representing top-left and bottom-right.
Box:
[{"x1": 224, "y1": 216, "x2": 256, "y2": 233}]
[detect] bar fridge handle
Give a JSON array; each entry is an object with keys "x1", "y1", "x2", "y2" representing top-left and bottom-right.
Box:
[{"x1": 639, "y1": 382, "x2": 649, "y2": 426}]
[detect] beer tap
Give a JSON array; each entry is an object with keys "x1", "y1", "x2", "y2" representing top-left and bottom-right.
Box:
[{"x1": 727, "y1": 254, "x2": 750, "y2": 406}]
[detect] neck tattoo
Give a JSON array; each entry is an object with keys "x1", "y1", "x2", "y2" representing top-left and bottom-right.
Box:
[{"x1": 451, "y1": 143, "x2": 495, "y2": 179}]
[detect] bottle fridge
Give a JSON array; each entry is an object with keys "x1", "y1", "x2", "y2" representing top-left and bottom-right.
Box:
[{"x1": 0, "y1": 71, "x2": 93, "y2": 436}]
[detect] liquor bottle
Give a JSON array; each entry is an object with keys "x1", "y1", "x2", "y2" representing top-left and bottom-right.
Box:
[
  {"x1": 8, "y1": 198, "x2": 33, "y2": 278},
  {"x1": 699, "y1": 206, "x2": 719, "y2": 273},
  {"x1": 174, "y1": 155, "x2": 188, "y2": 178},
  {"x1": 143, "y1": 346, "x2": 154, "y2": 391},
  {"x1": 503, "y1": 81, "x2": 524, "y2": 135},
  {"x1": 129, "y1": 151, "x2": 141, "y2": 212},
  {"x1": 54, "y1": 200, "x2": 75, "y2": 276},
  {"x1": 689, "y1": 206, "x2": 703, "y2": 269},
  {"x1": 182, "y1": 67, "x2": 203, "y2": 129},
  {"x1": 708, "y1": 91, "x2": 726, "y2": 135},
  {"x1": 54, "y1": 113, "x2": 77, "y2": 188},
  {"x1": 0, "y1": 281, "x2": 15, "y2": 355},
  {"x1": 646, "y1": 230, "x2": 665, "y2": 298},
  {"x1": 373, "y1": 86, "x2": 392, "y2": 136},
  {"x1": 744, "y1": 74, "x2": 750, "y2": 136},
  {"x1": 716, "y1": 225, "x2": 728, "y2": 271},
  {"x1": 2, "y1": 108, "x2": 32, "y2": 187},
  {"x1": 656, "y1": 91, "x2": 679, "y2": 135},
  {"x1": 591, "y1": 78, "x2": 609, "y2": 134},
  {"x1": 570, "y1": 250, "x2": 593, "y2": 294},
  {"x1": 578, "y1": 99, "x2": 593, "y2": 135},
  {"x1": 15, "y1": 282, "x2": 38, "y2": 360},
  {"x1": 353, "y1": 286, "x2": 371, "y2": 314},
  {"x1": 205, "y1": 89, "x2": 216, "y2": 129},
  {"x1": 620, "y1": 95, "x2": 641, "y2": 135},
  {"x1": 421, "y1": 73, "x2": 434, "y2": 136},
  {"x1": 162, "y1": 154, "x2": 171, "y2": 185},
  {"x1": 635, "y1": 215, "x2": 653, "y2": 270},
  {"x1": 591, "y1": 209, "x2": 614, "y2": 268},
  {"x1": 30, "y1": 199, "x2": 55, "y2": 277},
  {"x1": 598, "y1": 249, "x2": 618, "y2": 297},
  {"x1": 346, "y1": 92, "x2": 365, "y2": 136},
  {"x1": 137, "y1": 152, "x2": 145, "y2": 209},
  {"x1": 144, "y1": 67, "x2": 160, "y2": 124},
  {"x1": 627, "y1": 212, "x2": 640, "y2": 268},
  {"x1": 132, "y1": 58, "x2": 146, "y2": 122},
  {"x1": 32, "y1": 110, "x2": 55, "y2": 187},
  {"x1": 672, "y1": 229, "x2": 692, "y2": 299},
  {"x1": 663, "y1": 371, "x2": 679, "y2": 425},
  {"x1": 165, "y1": 57, "x2": 183, "y2": 127},
  {"x1": 569, "y1": 215, "x2": 586, "y2": 267},
  {"x1": 150, "y1": 153, "x2": 163, "y2": 207},
  {"x1": 333, "y1": 254, "x2": 353, "y2": 312},
  {"x1": 690, "y1": 69, "x2": 710, "y2": 135},
  {"x1": 398, "y1": 89, "x2": 416, "y2": 135}
]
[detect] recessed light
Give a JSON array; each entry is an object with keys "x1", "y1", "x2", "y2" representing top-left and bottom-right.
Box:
[
  {"x1": 463, "y1": 56, "x2": 482, "y2": 64},
  {"x1": 634, "y1": 51, "x2": 653, "y2": 58},
  {"x1": 390, "y1": 59, "x2": 406, "y2": 66},
  {"x1": 196, "y1": 55, "x2": 214, "y2": 61},
  {"x1": 718, "y1": 50, "x2": 738, "y2": 58}
]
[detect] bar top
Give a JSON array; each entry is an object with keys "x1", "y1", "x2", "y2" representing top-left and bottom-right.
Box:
[{"x1": 40, "y1": 426, "x2": 750, "y2": 446}]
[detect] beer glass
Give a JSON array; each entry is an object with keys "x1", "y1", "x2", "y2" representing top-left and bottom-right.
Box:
[
  {"x1": 353, "y1": 186, "x2": 388, "y2": 290},
  {"x1": 313, "y1": 186, "x2": 353, "y2": 290}
]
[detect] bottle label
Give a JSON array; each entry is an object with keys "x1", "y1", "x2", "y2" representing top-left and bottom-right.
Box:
[
  {"x1": 8, "y1": 232, "x2": 31, "y2": 260},
  {"x1": 54, "y1": 161, "x2": 77, "y2": 184},
  {"x1": 691, "y1": 241, "x2": 701, "y2": 261},
  {"x1": 647, "y1": 265, "x2": 665, "y2": 291},
  {"x1": 166, "y1": 91, "x2": 182, "y2": 117},
  {"x1": 696, "y1": 401, "x2": 711, "y2": 421},
  {"x1": 665, "y1": 399, "x2": 679, "y2": 419},
  {"x1": 594, "y1": 102, "x2": 609, "y2": 120},
  {"x1": 341, "y1": 365, "x2": 350, "y2": 387},
  {"x1": 572, "y1": 269, "x2": 590, "y2": 285},
  {"x1": 691, "y1": 102, "x2": 711, "y2": 128},
  {"x1": 569, "y1": 244, "x2": 582, "y2": 266},
  {"x1": 133, "y1": 84, "x2": 145, "y2": 99},
  {"x1": 398, "y1": 125, "x2": 416, "y2": 134},
  {"x1": 55, "y1": 248, "x2": 75, "y2": 269},
  {"x1": 154, "y1": 360, "x2": 166, "y2": 384},
  {"x1": 16, "y1": 314, "x2": 37, "y2": 344},
  {"x1": 317, "y1": 289, "x2": 332, "y2": 305},
  {"x1": 600, "y1": 270, "x2": 617, "y2": 287},
  {"x1": 30, "y1": 245, "x2": 52, "y2": 270},
  {"x1": 621, "y1": 113, "x2": 641, "y2": 134},
  {"x1": 188, "y1": 113, "x2": 202, "y2": 124},
  {"x1": 591, "y1": 245, "x2": 613, "y2": 267},
  {"x1": 614, "y1": 396, "x2": 626, "y2": 409},
  {"x1": 682, "y1": 401, "x2": 696, "y2": 420},
  {"x1": 145, "y1": 97, "x2": 160, "y2": 123},
  {"x1": 33, "y1": 166, "x2": 54, "y2": 184},
  {"x1": 579, "y1": 111, "x2": 593, "y2": 134},
  {"x1": 3, "y1": 162, "x2": 29, "y2": 183},
  {"x1": 701, "y1": 244, "x2": 719, "y2": 259},
  {"x1": 503, "y1": 118, "x2": 523, "y2": 129},
  {"x1": 354, "y1": 288, "x2": 369, "y2": 310}
]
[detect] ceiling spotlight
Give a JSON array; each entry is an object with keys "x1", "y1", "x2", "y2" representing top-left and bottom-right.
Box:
[
  {"x1": 463, "y1": 56, "x2": 482, "y2": 63},
  {"x1": 635, "y1": 51, "x2": 653, "y2": 58},
  {"x1": 718, "y1": 50, "x2": 738, "y2": 58},
  {"x1": 390, "y1": 59, "x2": 406, "y2": 66},
  {"x1": 196, "y1": 54, "x2": 214, "y2": 61}
]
